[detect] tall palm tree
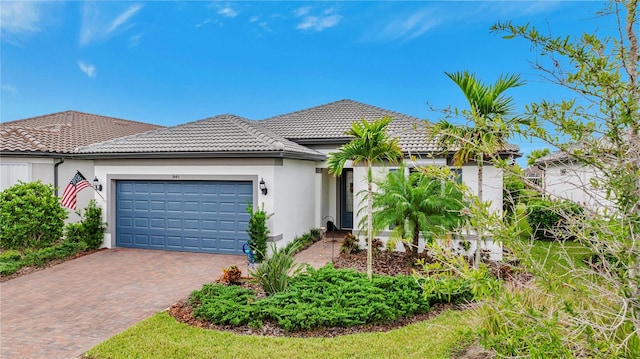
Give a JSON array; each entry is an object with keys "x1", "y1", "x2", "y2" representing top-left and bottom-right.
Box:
[
  {"x1": 370, "y1": 165, "x2": 466, "y2": 259},
  {"x1": 328, "y1": 116, "x2": 402, "y2": 280},
  {"x1": 430, "y1": 71, "x2": 524, "y2": 267}
]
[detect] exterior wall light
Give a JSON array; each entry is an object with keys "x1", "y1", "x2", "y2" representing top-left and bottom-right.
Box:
[
  {"x1": 93, "y1": 176, "x2": 103, "y2": 191},
  {"x1": 259, "y1": 178, "x2": 268, "y2": 195}
]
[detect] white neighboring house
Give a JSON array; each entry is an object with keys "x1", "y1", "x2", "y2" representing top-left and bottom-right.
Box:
[
  {"x1": 535, "y1": 150, "x2": 612, "y2": 213},
  {"x1": 4, "y1": 100, "x2": 512, "y2": 259},
  {"x1": 0, "y1": 111, "x2": 163, "y2": 222}
]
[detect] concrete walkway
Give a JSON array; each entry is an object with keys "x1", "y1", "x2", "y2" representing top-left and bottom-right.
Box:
[{"x1": 0, "y1": 237, "x2": 340, "y2": 359}]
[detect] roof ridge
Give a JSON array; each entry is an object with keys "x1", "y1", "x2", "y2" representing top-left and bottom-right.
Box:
[
  {"x1": 226, "y1": 114, "x2": 285, "y2": 150},
  {"x1": 2, "y1": 110, "x2": 163, "y2": 128},
  {"x1": 260, "y1": 99, "x2": 424, "y2": 123},
  {"x1": 261, "y1": 99, "x2": 350, "y2": 122}
]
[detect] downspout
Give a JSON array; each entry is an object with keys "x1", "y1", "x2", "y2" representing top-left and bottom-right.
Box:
[{"x1": 54, "y1": 158, "x2": 64, "y2": 196}]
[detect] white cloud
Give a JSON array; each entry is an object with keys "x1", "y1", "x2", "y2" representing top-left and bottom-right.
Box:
[
  {"x1": 249, "y1": 16, "x2": 260, "y2": 23},
  {"x1": 195, "y1": 19, "x2": 212, "y2": 28},
  {"x1": 217, "y1": 6, "x2": 238, "y2": 18},
  {"x1": 296, "y1": 7, "x2": 341, "y2": 32},
  {"x1": 107, "y1": 3, "x2": 143, "y2": 33},
  {"x1": 1, "y1": 84, "x2": 17, "y2": 95},
  {"x1": 129, "y1": 33, "x2": 143, "y2": 47},
  {"x1": 78, "y1": 61, "x2": 97, "y2": 78},
  {"x1": 0, "y1": 2, "x2": 41, "y2": 42},
  {"x1": 80, "y1": 2, "x2": 143, "y2": 46},
  {"x1": 293, "y1": 6, "x2": 311, "y2": 18},
  {"x1": 383, "y1": 9, "x2": 440, "y2": 41}
]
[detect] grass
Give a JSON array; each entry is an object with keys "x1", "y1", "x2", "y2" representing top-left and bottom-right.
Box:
[
  {"x1": 513, "y1": 239, "x2": 591, "y2": 277},
  {"x1": 85, "y1": 309, "x2": 477, "y2": 359}
]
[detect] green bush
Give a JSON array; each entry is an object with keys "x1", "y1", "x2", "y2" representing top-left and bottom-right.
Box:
[
  {"x1": 65, "y1": 223, "x2": 85, "y2": 243},
  {"x1": 282, "y1": 228, "x2": 323, "y2": 254},
  {"x1": 250, "y1": 243, "x2": 305, "y2": 295},
  {"x1": 257, "y1": 266, "x2": 431, "y2": 332},
  {"x1": 0, "y1": 261, "x2": 22, "y2": 276},
  {"x1": 527, "y1": 198, "x2": 583, "y2": 241},
  {"x1": 64, "y1": 200, "x2": 106, "y2": 249},
  {"x1": 0, "y1": 249, "x2": 23, "y2": 262},
  {"x1": 246, "y1": 204, "x2": 272, "y2": 263},
  {"x1": 80, "y1": 200, "x2": 106, "y2": 249},
  {"x1": 0, "y1": 181, "x2": 67, "y2": 249},
  {"x1": 340, "y1": 233, "x2": 361, "y2": 254},
  {"x1": 22, "y1": 240, "x2": 88, "y2": 267},
  {"x1": 191, "y1": 283, "x2": 256, "y2": 326},
  {"x1": 191, "y1": 265, "x2": 432, "y2": 332}
]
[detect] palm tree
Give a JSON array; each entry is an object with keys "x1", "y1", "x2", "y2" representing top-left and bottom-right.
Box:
[
  {"x1": 328, "y1": 116, "x2": 402, "y2": 280},
  {"x1": 430, "y1": 71, "x2": 524, "y2": 267},
  {"x1": 370, "y1": 165, "x2": 466, "y2": 259}
]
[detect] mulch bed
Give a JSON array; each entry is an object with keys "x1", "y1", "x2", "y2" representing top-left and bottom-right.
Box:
[
  {"x1": 168, "y1": 297, "x2": 462, "y2": 338},
  {"x1": 167, "y1": 250, "x2": 474, "y2": 338},
  {"x1": 0, "y1": 248, "x2": 106, "y2": 283}
]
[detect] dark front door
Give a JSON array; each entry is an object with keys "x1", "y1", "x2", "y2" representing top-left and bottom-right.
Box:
[{"x1": 340, "y1": 169, "x2": 354, "y2": 229}]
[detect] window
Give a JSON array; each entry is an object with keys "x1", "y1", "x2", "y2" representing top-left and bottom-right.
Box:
[{"x1": 0, "y1": 163, "x2": 31, "y2": 191}]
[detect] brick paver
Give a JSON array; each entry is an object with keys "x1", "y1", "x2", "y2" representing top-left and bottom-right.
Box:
[
  {"x1": 0, "y1": 248, "x2": 247, "y2": 359},
  {"x1": 0, "y1": 237, "x2": 339, "y2": 359}
]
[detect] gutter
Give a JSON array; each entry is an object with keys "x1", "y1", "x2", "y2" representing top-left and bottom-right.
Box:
[{"x1": 54, "y1": 158, "x2": 64, "y2": 196}]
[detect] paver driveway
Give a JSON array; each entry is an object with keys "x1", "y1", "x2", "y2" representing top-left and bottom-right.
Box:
[{"x1": 0, "y1": 248, "x2": 247, "y2": 359}]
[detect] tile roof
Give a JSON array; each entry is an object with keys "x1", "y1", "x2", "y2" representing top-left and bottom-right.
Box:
[
  {"x1": 261, "y1": 99, "x2": 519, "y2": 155},
  {"x1": 1, "y1": 111, "x2": 163, "y2": 154},
  {"x1": 77, "y1": 114, "x2": 326, "y2": 160},
  {"x1": 260, "y1": 99, "x2": 441, "y2": 153}
]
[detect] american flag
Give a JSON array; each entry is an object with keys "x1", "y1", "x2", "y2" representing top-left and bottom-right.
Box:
[{"x1": 61, "y1": 171, "x2": 92, "y2": 210}]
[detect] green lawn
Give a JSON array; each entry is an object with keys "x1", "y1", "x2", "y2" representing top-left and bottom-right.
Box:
[
  {"x1": 513, "y1": 239, "x2": 591, "y2": 277},
  {"x1": 85, "y1": 309, "x2": 477, "y2": 359},
  {"x1": 85, "y1": 240, "x2": 592, "y2": 359}
]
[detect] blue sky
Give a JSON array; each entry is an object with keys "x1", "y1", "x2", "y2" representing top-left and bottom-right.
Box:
[{"x1": 1, "y1": 1, "x2": 612, "y2": 162}]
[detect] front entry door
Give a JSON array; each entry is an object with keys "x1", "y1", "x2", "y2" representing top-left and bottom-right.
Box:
[{"x1": 340, "y1": 169, "x2": 354, "y2": 229}]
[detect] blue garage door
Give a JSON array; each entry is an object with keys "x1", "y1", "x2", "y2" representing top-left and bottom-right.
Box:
[{"x1": 116, "y1": 180, "x2": 252, "y2": 254}]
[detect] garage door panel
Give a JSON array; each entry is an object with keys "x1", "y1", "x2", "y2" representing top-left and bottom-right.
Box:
[{"x1": 117, "y1": 180, "x2": 251, "y2": 254}]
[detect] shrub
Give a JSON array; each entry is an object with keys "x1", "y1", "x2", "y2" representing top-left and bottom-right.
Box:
[
  {"x1": 0, "y1": 249, "x2": 23, "y2": 262},
  {"x1": 308, "y1": 228, "x2": 322, "y2": 241},
  {"x1": 64, "y1": 200, "x2": 106, "y2": 249},
  {"x1": 0, "y1": 181, "x2": 67, "y2": 249},
  {"x1": 250, "y1": 243, "x2": 305, "y2": 295},
  {"x1": 282, "y1": 228, "x2": 323, "y2": 254},
  {"x1": 340, "y1": 233, "x2": 360, "y2": 254},
  {"x1": 256, "y1": 265, "x2": 431, "y2": 332},
  {"x1": 246, "y1": 204, "x2": 272, "y2": 263},
  {"x1": 82, "y1": 200, "x2": 106, "y2": 249},
  {"x1": 220, "y1": 265, "x2": 242, "y2": 285},
  {"x1": 190, "y1": 265, "x2": 432, "y2": 332},
  {"x1": 22, "y1": 240, "x2": 88, "y2": 267},
  {"x1": 0, "y1": 261, "x2": 22, "y2": 276},
  {"x1": 370, "y1": 237, "x2": 384, "y2": 257},
  {"x1": 527, "y1": 198, "x2": 583, "y2": 241},
  {"x1": 64, "y1": 223, "x2": 85, "y2": 243},
  {"x1": 190, "y1": 283, "x2": 256, "y2": 326}
]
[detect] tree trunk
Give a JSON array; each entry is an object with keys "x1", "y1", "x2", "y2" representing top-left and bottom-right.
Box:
[
  {"x1": 475, "y1": 155, "x2": 483, "y2": 269},
  {"x1": 367, "y1": 162, "x2": 374, "y2": 281},
  {"x1": 412, "y1": 221, "x2": 420, "y2": 259}
]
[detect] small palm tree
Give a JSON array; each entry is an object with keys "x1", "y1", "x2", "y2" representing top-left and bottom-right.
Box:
[
  {"x1": 430, "y1": 71, "x2": 524, "y2": 267},
  {"x1": 328, "y1": 116, "x2": 402, "y2": 280},
  {"x1": 371, "y1": 165, "x2": 466, "y2": 259}
]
